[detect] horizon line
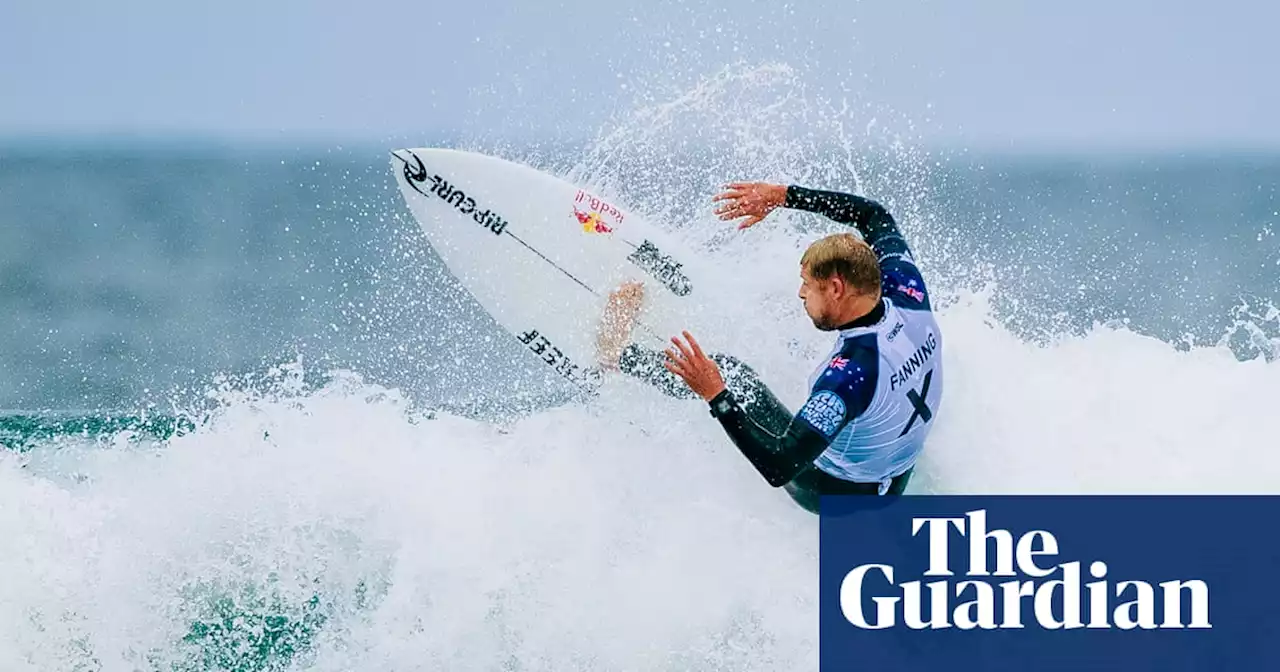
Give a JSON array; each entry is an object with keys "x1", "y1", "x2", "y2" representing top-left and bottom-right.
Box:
[{"x1": 2, "y1": 131, "x2": 1279, "y2": 161}]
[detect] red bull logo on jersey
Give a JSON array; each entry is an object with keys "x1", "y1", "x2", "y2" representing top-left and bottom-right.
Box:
[
  {"x1": 898, "y1": 285, "x2": 925, "y2": 303},
  {"x1": 573, "y1": 189, "x2": 625, "y2": 234}
]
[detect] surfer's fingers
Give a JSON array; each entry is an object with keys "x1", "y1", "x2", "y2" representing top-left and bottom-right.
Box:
[
  {"x1": 713, "y1": 199, "x2": 747, "y2": 216},
  {"x1": 670, "y1": 335, "x2": 696, "y2": 363},
  {"x1": 712, "y1": 189, "x2": 743, "y2": 202},
  {"x1": 715, "y1": 203, "x2": 753, "y2": 221},
  {"x1": 671, "y1": 339, "x2": 694, "y2": 364},
  {"x1": 737, "y1": 215, "x2": 763, "y2": 230},
  {"x1": 733, "y1": 197, "x2": 770, "y2": 216},
  {"x1": 683, "y1": 331, "x2": 707, "y2": 361},
  {"x1": 662, "y1": 349, "x2": 689, "y2": 378}
]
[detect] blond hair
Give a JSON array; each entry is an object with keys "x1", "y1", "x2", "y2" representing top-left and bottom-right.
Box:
[{"x1": 800, "y1": 233, "x2": 881, "y2": 297}]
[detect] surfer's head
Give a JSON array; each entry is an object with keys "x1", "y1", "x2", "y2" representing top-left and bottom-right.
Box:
[{"x1": 798, "y1": 233, "x2": 882, "y2": 331}]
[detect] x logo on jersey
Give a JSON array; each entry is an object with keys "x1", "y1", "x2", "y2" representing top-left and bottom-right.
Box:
[{"x1": 898, "y1": 369, "x2": 934, "y2": 437}]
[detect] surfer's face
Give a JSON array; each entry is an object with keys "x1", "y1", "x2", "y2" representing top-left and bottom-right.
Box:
[{"x1": 799, "y1": 265, "x2": 842, "y2": 331}]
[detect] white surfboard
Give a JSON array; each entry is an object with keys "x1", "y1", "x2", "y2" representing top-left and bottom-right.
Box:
[{"x1": 390, "y1": 148, "x2": 703, "y2": 392}]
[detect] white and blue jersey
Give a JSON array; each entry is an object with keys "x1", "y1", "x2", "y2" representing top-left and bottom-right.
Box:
[{"x1": 800, "y1": 253, "x2": 942, "y2": 488}]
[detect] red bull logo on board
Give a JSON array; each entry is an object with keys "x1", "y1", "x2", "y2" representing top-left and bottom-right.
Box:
[
  {"x1": 572, "y1": 189, "x2": 625, "y2": 234},
  {"x1": 574, "y1": 207, "x2": 613, "y2": 233}
]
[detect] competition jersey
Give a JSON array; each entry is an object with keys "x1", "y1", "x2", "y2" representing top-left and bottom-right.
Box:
[
  {"x1": 799, "y1": 255, "x2": 942, "y2": 486},
  {"x1": 706, "y1": 185, "x2": 944, "y2": 493}
]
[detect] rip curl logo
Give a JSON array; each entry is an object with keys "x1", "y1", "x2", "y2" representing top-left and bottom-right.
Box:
[
  {"x1": 394, "y1": 151, "x2": 507, "y2": 235},
  {"x1": 799, "y1": 390, "x2": 846, "y2": 437},
  {"x1": 840, "y1": 509, "x2": 1212, "y2": 631},
  {"x1": 400, "y1": 151, "x2": 429, "y2": 184}
]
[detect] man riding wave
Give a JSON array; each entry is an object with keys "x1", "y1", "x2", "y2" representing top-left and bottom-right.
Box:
[{"x1": 596, "y1": 181, "x2": 944, "y2": 513}]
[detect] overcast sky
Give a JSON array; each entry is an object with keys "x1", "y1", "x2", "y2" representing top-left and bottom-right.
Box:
[{"x1": 3, "y1": 0, "x2": 1277, "y2": 151}]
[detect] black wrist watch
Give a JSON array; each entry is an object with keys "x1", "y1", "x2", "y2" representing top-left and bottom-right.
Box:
[{"x1": 708, "y1": 389, "x2": 738, "y2": 418}]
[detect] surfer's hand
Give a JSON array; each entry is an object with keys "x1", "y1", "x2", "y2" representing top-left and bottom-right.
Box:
[
  {"x1": 597, "y1": 281, "x2": 646, "y2": 370},
  {"x1": 663, "y1": 331, "x2": 726, "y2": 401},
  {"x1": 712, "y1": 182, "x2": 787, "y2": 230}
]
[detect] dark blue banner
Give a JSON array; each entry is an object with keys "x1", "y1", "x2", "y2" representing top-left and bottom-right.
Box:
[{"x1": 819, "y1": 496, "x2": 1280, "y2": 670}]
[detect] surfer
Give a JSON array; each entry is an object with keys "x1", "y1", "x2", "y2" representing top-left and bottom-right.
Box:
[{"x1": 596, "y1": 182, "x2": 943, "y2": 514}]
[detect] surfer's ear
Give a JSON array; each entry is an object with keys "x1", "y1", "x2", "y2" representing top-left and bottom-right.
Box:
[{"x1": 827, "y1": 274, "x2": 848, "y2": 299}]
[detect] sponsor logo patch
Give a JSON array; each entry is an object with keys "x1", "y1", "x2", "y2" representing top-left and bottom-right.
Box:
[{"x1": 799, "y1": 390, "x2": 846, "y2": 437}]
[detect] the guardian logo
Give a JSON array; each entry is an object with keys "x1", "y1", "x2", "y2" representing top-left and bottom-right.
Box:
[{"x1": 840, "y1": 509, "x2": 1211, "y2": 631}]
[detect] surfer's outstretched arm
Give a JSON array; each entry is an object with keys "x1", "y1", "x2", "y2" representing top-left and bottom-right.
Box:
[
  {"x1": 662, "y1": 332, "x2": 875, "y2": 489},
  {"x1": 781, "y1": 186, "x2": 912, "y2": 262},
  {"x1": 715, "y1": 181, "x2": 910, "y2": 258},
  {"x1": 705, "y1": 388, "x2": 828, "y2": 487},
  {"x1": 615, "y1": 336, "x2": 837, "y2": 489},
  {"x1": 783, "y1": 186, "x2": 934, "y2": 313},
  {"x1": 702, "y1": 339, "x2": 876, "y2": 488},
  {"x1": 716, "y1": 182, "x2": 934, "y2": 313},
  {"x1": 625, "y1": 336, "x2": 887, "y2": 501}
]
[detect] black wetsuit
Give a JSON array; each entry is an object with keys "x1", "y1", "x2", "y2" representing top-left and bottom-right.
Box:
[{"x1": 619, "y1": 185, "x2": 942, "y2": 514}]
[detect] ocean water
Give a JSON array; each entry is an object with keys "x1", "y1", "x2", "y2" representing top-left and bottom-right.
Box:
[{"x1": 2, "y1": 66, "x2": 1278, "y2": 671}]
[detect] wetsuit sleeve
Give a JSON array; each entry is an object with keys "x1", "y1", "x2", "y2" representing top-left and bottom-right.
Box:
[
  {"x1": 709, "y1": 338, "x2": 879, "y2": 487},
  {"x1": 784, "y1": 185, "x2": 932, "y2": 312}
]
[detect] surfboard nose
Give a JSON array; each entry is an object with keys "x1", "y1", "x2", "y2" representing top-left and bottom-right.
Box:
[{"x1": 389, "y1": 149, "x2": 427, "y2": 183}]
